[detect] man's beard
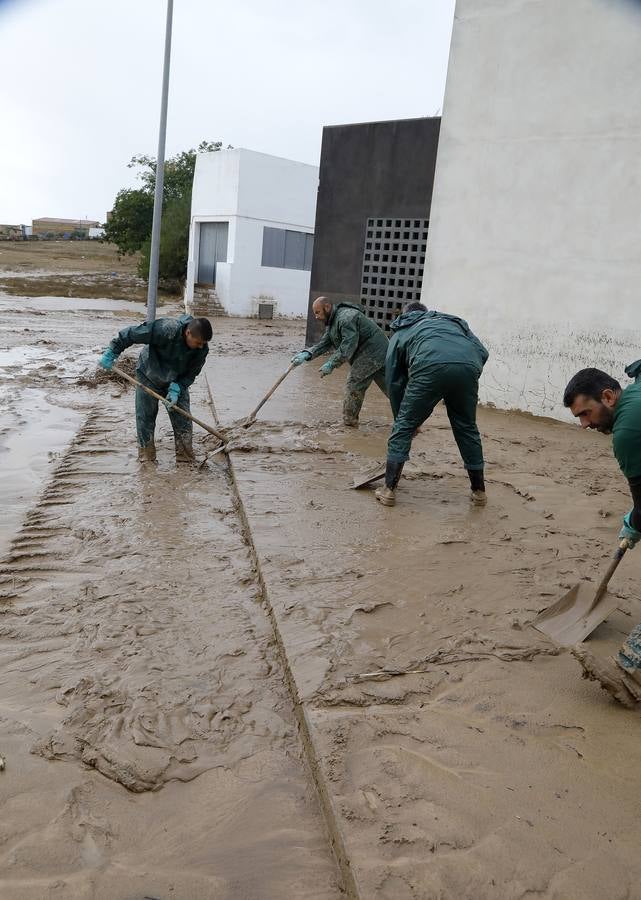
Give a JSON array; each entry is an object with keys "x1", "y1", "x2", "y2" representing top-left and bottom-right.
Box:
[{"x1": 595, "y1": 408, "x2": 615, "y2": 434}]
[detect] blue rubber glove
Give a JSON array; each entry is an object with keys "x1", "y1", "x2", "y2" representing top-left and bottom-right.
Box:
[
  {"x1": 319, "y1": 360, "x2": 336, "y2": 378},
  {"x1": 163, "y1": 382, "x2": 181, "y2": 410},
  {"x1": 291, "y1": 350, "x2": 312, "y2": 366},
  {"x1": 99, "y1": 348, "x2": 118, "y2": 371},
  {"x1": 619, "y1": 511, "x2": 641, "y2": 549}
]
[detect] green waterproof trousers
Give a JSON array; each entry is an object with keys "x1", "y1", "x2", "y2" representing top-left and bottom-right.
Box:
[
  {"x1": 136, "y1": 373, "x2": 192, "y2": 449},
  {"x1": 343, "y1": 366, "x2": 388, "y2": 424},
  {"x1": 387, "y1": 363, "x2": 484, "y2": 469}
]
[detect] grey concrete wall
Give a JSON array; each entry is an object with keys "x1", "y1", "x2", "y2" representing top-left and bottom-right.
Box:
[
  {"x1": 422, "y1": 0, "x2": 641, "y2": 420},
  {"x1": 306, "y1": 118, "x2": 440, "y2": 343}
]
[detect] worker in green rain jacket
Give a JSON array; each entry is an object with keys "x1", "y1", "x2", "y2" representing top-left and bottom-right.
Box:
[
  {"x1": 98, "y1": 315, "x2": 212, "y2": 462},
  {"x1": 291, "y1": 297, "x2": 389, "y2": 426},
  {"x1": 563, "y1": 361, "x2": 641, "y2": 707},
  {"x1": 376, "y1": 302, "x2": 489, "y2": 508}
]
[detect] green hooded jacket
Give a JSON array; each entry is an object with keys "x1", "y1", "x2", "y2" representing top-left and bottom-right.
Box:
[
  {"x1": 612, "y1": 358, "x2": 641, "y2": 480},
  {"x1": 109, "y1": 315, "x2": 209, "y2": 391},
  {"x1": 307, "y1": 303, "x2": 388, "y2": 381},
  {"x1": 385, "y1": 309, "x2": 489, "y2": 416}
]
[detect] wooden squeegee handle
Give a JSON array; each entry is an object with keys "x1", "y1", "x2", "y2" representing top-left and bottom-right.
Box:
[
  {"x1": 246, "y1": 362, "x2": 296, "y2": 423},
  {"x1": 112, "y1": 365, "x2": 226, "y2": 442},
  {"x1": 587, "y1": 539, "x2": 629, "y2": 614}
]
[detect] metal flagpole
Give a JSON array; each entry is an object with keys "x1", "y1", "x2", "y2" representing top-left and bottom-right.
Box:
[{"x1": 146, "y1": 0, "x2": 174, "y2": 322}]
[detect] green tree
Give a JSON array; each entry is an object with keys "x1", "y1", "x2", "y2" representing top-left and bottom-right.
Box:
[
  {"x1": 104, "y1": 189, "x2": 154, "y2": 255},
  {"x1": 138, "y1": 194, "x2": 191, "y2": 288},
  {"x1": 104, "y1": 140, "x2": 225, "y2": 285}
]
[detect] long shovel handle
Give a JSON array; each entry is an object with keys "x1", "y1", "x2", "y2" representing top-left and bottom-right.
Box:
[
  {"x1": 244, "y1": 362, "x2": 296, "y2": 426},
  {"x1": 111, "y1": 365, "x2": 227, "y2": 443},
  {"x1": 586, "y1": 539, "x2": 629, "y2": 615}
]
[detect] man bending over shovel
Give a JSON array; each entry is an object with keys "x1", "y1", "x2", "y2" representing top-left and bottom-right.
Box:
[
  {"x1": 563, "y1": 364, "x2": 641, "y2": 706},
  {"x1": 375, "y1": 302, "x2": 489, "y2": 508},
  {"x1": 291, "y1": 296, "x2": 389, "y2": 427},
  {"x1": 99, "y1": 315, "x2": 212, "y2": 463}
]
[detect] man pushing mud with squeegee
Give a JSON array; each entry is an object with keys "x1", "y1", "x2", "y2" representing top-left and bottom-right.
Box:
[
  {"x1": 99, "y1": 315, "x2": 212, "y2": 463},
  {"x1": 563, "y1": 362, "x2": 641, "y2": 706},
  {"x1": 291, "y1": 296, "x2": 389, "y2": 427}
]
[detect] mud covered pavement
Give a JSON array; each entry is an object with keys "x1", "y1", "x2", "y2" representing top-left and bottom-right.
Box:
[
  {"x1": 0, "y1": 296, "x2": 340, "y2": 899},
  {"x1": 1, "y1": 292, "x2": 641, "y2": 899},
  {"x1": 209, "y1": 326, "x2": 641, "y2": 898}
]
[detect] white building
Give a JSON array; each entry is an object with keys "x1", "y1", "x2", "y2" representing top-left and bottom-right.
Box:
[
  {"x1": 422, "y1": 0, "x2": 641, "y2": 420},
  {"x1": 185, "y1": 148, "x2": 319, "y2": 318}
]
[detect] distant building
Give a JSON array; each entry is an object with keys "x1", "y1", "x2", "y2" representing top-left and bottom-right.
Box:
[
  {"x1": 185, "y1": 148, "x2": 319, "y2": 318},
  {"x1": 305, "y1": 117, "x2": 441, "y2": 344},
  {"x1": 88, "y1": 226, "x2": 105, "y2": 239},
  {"x1": 0, "y1": 223, "x2": 22, "y2": 240},
  {"x1": 32, "y1": 217, "x2": 101, "y2": 238}
]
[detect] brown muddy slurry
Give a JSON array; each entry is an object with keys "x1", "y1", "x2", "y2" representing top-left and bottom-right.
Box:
[
  {"x1": 0, "y1": 297, "x2": 340, "y2": 898},
  {"x1": 1, "y1": 285, "x2": 641, "y2": 898}
]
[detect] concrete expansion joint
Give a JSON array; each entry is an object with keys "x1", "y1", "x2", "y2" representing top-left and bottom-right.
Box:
[{"x1": 203, "y1": 375, "x2": 361, "y2": 900}]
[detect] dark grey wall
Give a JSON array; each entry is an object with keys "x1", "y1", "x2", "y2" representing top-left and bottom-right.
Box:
[{"x1": 305, "y1": 117, "x2": 441, "y2": 343}]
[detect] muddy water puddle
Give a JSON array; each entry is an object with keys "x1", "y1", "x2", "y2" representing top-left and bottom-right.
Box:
[
  {"x1": 0, "y1": 387, "x2": 83, "y2": 557},
  {"x1": 0, "y1": 294, "x2": 156, "y2": 315}
]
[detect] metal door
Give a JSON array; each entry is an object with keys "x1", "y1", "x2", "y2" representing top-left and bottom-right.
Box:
[{"x1": 197, "y1": 221, "x2": 228, "y2": 284}]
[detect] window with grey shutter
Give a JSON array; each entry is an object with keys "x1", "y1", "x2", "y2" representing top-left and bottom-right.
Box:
[
  {"x1": 262, "y1": 226, "x2": 313, "y2": 271},
  {"x1": 304, "y1": 233, "x2": 314, "y2": 271},
  {"x1": 262, "y1": 227, "x2": 286, "y2": 267}
]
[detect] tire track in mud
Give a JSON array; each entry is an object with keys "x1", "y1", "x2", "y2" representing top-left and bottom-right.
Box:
[
  {"x1": 204, "y1": 374, "x2": 361, "y2": 900},
  {"x1": 0, "y1": 398, "x2": 342, "y2": 893}
]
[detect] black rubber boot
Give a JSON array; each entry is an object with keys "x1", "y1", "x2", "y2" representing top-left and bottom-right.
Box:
[
  {"x1": 175, "y1": 435, "x2": 196, "y2": 464},
  {"x1": 137, "y1": 441, "x2": 157, "y2": 463},
  {"x1": 375, "y1": 460, "x2": 405, "y2": 507},
  {"x1": 468, "y1": 468, "x2": 487, "y2": 505}
]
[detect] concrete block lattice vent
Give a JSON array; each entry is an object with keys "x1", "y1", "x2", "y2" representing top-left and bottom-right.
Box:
[{"x1": 360, "y1": 217, "x2": 428, "y2": 329}]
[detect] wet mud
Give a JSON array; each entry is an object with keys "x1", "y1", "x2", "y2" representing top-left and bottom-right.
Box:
[
  {"x1": 3, "y1": 289, "x2": 641, "y2": 898},
  {"x1": 0, "y1": 298, "x2": 341, "y2": 897},
  {"x1": 208, "y1": 342, "x2": 641, "y2": 898}
]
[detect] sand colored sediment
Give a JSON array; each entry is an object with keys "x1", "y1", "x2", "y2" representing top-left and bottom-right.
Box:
[
  {"x1": 208, "y1": 338, "x2": 641, "y2": 899},
  {"x1": 0, "y1": 299, "x2": 341, "y2": 897},
  {"x1": 2, "y1": 287, "x2": 641, "y2": 898}
]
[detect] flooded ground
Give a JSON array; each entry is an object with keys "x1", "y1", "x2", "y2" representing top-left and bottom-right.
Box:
[{"x1": 1, "y1": 282, "x2": 641, "y2": 898}]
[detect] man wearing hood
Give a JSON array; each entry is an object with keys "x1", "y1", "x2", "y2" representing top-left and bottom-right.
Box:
[
  {"x1": 376, "y1": 302, "x2": 489, "y2": 507},
  {"x1": 291, "y1": 297, "x2": 389, "y2": 426},
  {"x1": 99, "y1": 314, "x2": 212, "y2": 463}
]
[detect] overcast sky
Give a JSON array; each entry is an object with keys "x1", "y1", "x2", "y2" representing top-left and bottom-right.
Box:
[{"x1": 0, "y1": 0, "x2": 454, "y2": 224}]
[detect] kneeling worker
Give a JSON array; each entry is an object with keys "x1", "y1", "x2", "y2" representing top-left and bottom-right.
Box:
[
  {"x1": 376, "y1": 302, "x2": 489, "y2": 507},
  {"x1": 99, "y1": 315, "x2": 212, "y2": 462},
  {"x1": 291, "y1": 296, "x2": 388, "y2": 426},
  {"x1": 563, "y1": 363, "x2": 641, "y2": 707}
]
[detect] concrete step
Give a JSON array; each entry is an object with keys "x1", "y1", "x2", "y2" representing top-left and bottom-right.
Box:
[{"x1": 187, "y1": 284, "x2": 227, "y2": 317}]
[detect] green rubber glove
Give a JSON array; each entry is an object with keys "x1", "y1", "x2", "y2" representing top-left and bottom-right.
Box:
[
  {"x1": 99, "y1": 348, "x2": 118, "y2": 371},
  {"x1": 319, "y1": 360, "x2": 335, "y2": 378},
  {"x1": 291, "y1": 350, "x2": 312, "y2": 366},
  {"x1": 619, "y1": 511, "x2": 641, "y2": 549},
  {"x1": 163, "y1": 382, "x2": 181, "y2": 409}
]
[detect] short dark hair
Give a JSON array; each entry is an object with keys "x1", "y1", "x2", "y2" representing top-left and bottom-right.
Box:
[
  {"x1": 563, "y1": 368, "x2": 621, "y2": 407},
  {"x1": 187, "y1": 317, "x2": 213, "y2": 341},
  {"x1": 404, "y1": 301, "x2": 427, "y2": 313}
]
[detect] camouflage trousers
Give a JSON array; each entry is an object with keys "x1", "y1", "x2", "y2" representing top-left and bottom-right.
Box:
[
  {"x1": 343, "y1": 366, "x2": 387, "y2": 425},
  {"x1": 619, "y1": 622, "x2": 641, "y2": 672}
]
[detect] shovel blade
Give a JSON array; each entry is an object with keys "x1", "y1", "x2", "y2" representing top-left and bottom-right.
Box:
[
  {"x1": 532, "y1": 583, "x2": 620, "y2": 646},
  {"x1": 351, "y1": 464, "x2": 386, "y2": 489}
]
